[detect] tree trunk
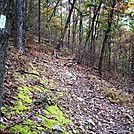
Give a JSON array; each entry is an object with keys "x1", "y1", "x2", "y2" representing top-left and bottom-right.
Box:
[
  {"x1": 56, "y1": 0, "x2": 76, "y2": 50},
  {"x1": 84, "y1": 0, "x2": 102, "y2": 49},
  {"x1": 72, "y1": 10, "x2": 77, "y2": 53},
  {"x1": 38, "y1": 0, "x2": 41, "y2": 44},
  {"x1": 16, "y1": 0, "x2": 24, "y2": 52},
  {"x1": 60, "y1": 0, "x2": 63, "y2": 37},
  {"x1": 48, "y1": 0, "x2": 60, "y2": 23},
  {"x1": 131, "y1": 40, "x2": 134, "y2": 78},
  {"x1": 0, "y1": 0, "x2": 11, "y2": 116},
  {"x1": 79, "y1": 0, "x2": 83, "y2": 49},
  {"x1": 67, "y1": 4, "x2": 71, "y2": 48},
  {"x1": 98, "y1": 0, "x2": 116, "y2": 75}
]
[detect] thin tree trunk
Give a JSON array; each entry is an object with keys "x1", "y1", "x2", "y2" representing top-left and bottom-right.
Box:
[
  {"x1": 48, "y1": 0, "x2": 60, "y2": 23},
  {"x1": 38, "y1": 0, "x2": 41, "y2": 44},
  {"x1": 85, "y1": 0, "x2": 102, "y2": 48},
  {"x1": 72, "y1": 10, "x2": 77, "y2": 53},
  {"x1": 60, "y1": 0, "x2": 63, "y2": 36},
  {"x1": 27, "y1": 0, "x2": 33, "y2": 31},
  {"x1": 79, "y1": 0, "x2": 83, "y2": 49},
  {"x1": 16, "y1": 0, "x2": 24, "y2": 52},
  {"x1": 67, "y1": 4, "x2": 71, "y2": 48},
  {"x1": 98, "y1": 0, "x2": 116, "y2": 75},
  {"x1": 131, "y1": 39, "x2": 134, "y2": 78},
  {"x1": 56, "y1": 0, "x2": 76, "y2": 50},
  {"x1": 108, "y1": 38, "x2": 112, "y2": 71}
]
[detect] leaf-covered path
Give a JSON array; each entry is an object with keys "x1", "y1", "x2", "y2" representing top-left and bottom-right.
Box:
[
  {"x1": 46, "y1": 50, "x2": 134, "y2": 134},
  {"x1": 1, "y1": 43, "x2": 134, "y2": 134}
]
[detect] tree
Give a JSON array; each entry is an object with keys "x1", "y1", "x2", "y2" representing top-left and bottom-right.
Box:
[
  {"x1": 7, "y1": 0, "x2": 133, "y2": 79},
  {"x1": 132, "y1": 40, "x2": 134, "y2": 78},
  {"x1": 0, "y1": 0, "x2": 12, "y2": 115},
  {"x1": 98, "y1": 0, "x2": 116, "y2": 75},
  {"x1": 16, "y1": 0, "x2": 24, "y2": 52},
  {"x1": 38, "y1": 0, "x2": 41, "y2": 44},
  {"x1": 56, "y1": 0, "x2": 77, "y2": 50}
]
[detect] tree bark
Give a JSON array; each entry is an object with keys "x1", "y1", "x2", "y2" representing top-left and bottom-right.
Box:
[
  {"x1": 79, "y1": 0, "x2": 83, "y2": 49},
  {"x1": 0, "y1": 0, "x2": 12, "y2": 116},
  {"x1": 131, "y1": 39, "x2": 134, "y2": 78},
  {"x1": 38, "y1": 0, "x2": 41, "y2": 44},
  {"x1": 48, "y1": 0, "x2": 60, "y2": 23},
  {"x1": 72, "y1": 10, "x2": 77, "y2": 53},
  {"x1": 56, "y1": 0, "x2": 76, "y2": 50},
  {"x1": 98, "y1": 0, "x2": 116, "y2": 75},
  {"x1": 16, "y1": 0, "x2": 24, "y2": 52}
]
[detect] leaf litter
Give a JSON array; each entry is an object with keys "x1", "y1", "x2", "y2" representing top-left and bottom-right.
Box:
[{"x1": 0, "y1": 43, "x2": 134, "y2": 134}]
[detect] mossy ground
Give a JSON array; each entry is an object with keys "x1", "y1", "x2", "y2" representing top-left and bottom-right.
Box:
[{"x1": 1, "y1": 47, "x2": 72, "y2": 134}]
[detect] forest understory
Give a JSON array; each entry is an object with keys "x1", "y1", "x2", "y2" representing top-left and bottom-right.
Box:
[{"x1": 0, "y1": 42, "x2": 134, "y2": 134}]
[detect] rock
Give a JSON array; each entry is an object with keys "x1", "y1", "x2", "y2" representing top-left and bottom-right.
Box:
[
  {"x1": 52, "y1": 124, "x2": 63, "y2": 132},
  {"x1": 40, "y1": 131, "x2": 46, "y2": 134},
  {"x1": 63, "y1": 72, "x2": 74, "y2": 79}
]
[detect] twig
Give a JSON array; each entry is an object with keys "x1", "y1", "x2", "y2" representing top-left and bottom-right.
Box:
[{"x1": 20, "y1": 70, "x2": 41, "y2": 77}]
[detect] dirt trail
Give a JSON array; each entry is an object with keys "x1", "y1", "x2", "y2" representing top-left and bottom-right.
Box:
[{"x1": 46, "y1": 54, "x2": 134, "y2": 134}]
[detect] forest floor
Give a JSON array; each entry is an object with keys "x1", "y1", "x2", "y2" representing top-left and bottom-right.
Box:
[{"x1": 0, "y1": 42, "x2": 134, "y2": 134}]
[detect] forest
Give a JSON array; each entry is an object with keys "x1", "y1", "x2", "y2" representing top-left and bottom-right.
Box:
[{"x1": 0, "y1": 0, "x2": 134, "y2": 133}]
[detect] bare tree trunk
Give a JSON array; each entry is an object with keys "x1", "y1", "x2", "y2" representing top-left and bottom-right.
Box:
[
  {"x1": 131, "y1": 39, "x2": 134, "y2": 78},
  {"x1": 76, "y1": 0, "x2": 83, "y2": 63},
  {"x1": 38, "y1": 0, "x2": 41, "y2": 44},
  {"x1": 84, "y1": 0, "x2": 102, "y2": 49},
  {"x1": 60, "y1": 0, "x2": 63, "y2": 37},
  {"x1": 16, "y1": 0, "x2": 24, "y2": 52},
  {"x1": 67, "y1": 4, "x2": 71, "y2": 48},
  {"x1": 27, "y1": 0, "x2": 33, "y2": 31},
  {"x1": 72, "y1": 10, "x2": 77, "y2": 53},
  {"x1": 48, "y1": 0, "x2": 60, "y2": 23},
  {"x1": 47, "y1": 0, "x2": 60, "y2": 45},
  {"x1": 0, "y1": 0, "x2": 11, "y2": 116},
  {"x1": 56, "y1": 0, "x2": 76, "y2": 50},
  {"x1": 98, "y1": 0, "x2": 116, "y2": 75},
  {"x1": 79, "y1": 0, "x2": 83, "y2": 49}
]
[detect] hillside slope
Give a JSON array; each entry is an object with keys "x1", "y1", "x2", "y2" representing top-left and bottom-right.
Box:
[{"x1": 0, "y1": 43, "x2": 134, "y2": 134}]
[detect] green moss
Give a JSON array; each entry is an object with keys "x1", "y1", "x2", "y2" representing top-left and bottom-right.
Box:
[
  {"x1": 32, "y1": 85, "x2": 43, "y2": 92},
  {"x1": 58, "y1": 92, "x2": 64, "y2": 96},
  {"x1": 15, "y1": 101, "x2": 29, "y2": 110},
  {"x1": 37, "y1": 126, "x2": 45, "y2": 131},
  {"x1": 102, "y1": 86, "x2": 129, "y2": 104},
  {"x1": 42, "y1": 109, "x2": 51, "y2": 116},
  {"x1": 46, "y1": 105, "x2": 62, "y2": 116},
  {"x1": 13, "y1": 73, "x2": 25, "y2": 84},
  {"x1": 0, "y1": 124, "x2": 5, "y2": 129},
  {"x1": 40, "y1": 79, "x2": 47, "y2": 85},
  {"x1": 1, "y1": 106, "x2": 7, "y2": 114},
  {"x1": 48, "y1": 79, "x2": 57, "y2": 89},
  {"x1": 17, "y1": 86, "x2": 32, "y2": 104},
  {"x1": 42, "y1": 119, "x2": 59, "y2": 130},
  {"x1": 7, "y1": 113, "x2": 11, "y2": 117},
  {"x1": 36, "y1": 105, "x2": 71, "y2": 132},
  {"x1": 11, "y1": 63, "x2": 71, "y2": 133},
  {"x1": 10, "y1": 101, "x2": 30, "y2": 115},
  {"x1": 10, "y1": 125, "x2": 38, "y2": 134},
  {"x1": 10, "y1": 125, "x2": 29, "y2": 134},
  {"x1": 32, "y1": 85, "x2": 48, "y2": 94},
  {"x1": 36, "y1": 114, "x2": 46, "y2": 120},
  {"x1": 24, "y1": 119, "x2": 35, "y2": 126},
  {"x1": 18, "y1": 86, "x2": 32, "y2": 95}
]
